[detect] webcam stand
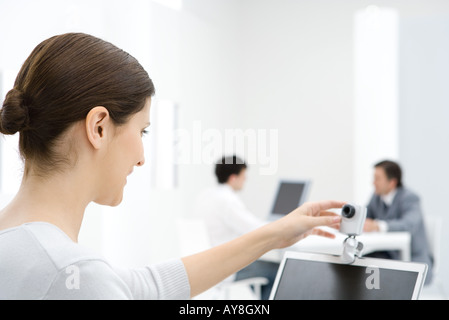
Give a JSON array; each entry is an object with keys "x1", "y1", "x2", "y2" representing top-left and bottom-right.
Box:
[{"x1": 341, "y1": 235, "x2": 364, "y2": 264}]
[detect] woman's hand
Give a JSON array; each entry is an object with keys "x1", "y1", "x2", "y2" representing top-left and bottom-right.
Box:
[
  {"x1": 183, "y1": 199, "x2": 345, "y2": 298},
  {"x1": 268, "y1": 200, "x2": 345, "y2": 249}
]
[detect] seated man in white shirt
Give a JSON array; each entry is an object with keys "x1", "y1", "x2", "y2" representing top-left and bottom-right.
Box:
[{"x1": 194, "y1": 155, "x2": 278, "y2": 299}]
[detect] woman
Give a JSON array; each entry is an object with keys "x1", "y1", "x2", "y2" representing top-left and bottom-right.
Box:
[{"x1": 0, "y1": 33, "x2": 343, "y2": 299}]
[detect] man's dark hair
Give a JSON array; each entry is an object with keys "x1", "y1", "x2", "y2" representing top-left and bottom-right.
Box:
[
  {"x1": 215, "y1": 155, "x2": 247, "y2": 184},
  {"x1": 374, "y1": 160, "x2": 403, "y2": 188}
]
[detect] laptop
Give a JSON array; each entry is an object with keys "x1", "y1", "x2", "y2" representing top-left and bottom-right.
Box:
[
  {"x1": 269, "y1": 180, "x2": 311, "y2": 220},
  {"x1": 269, "y1": 251, "x2": 428, "y2": 300}
]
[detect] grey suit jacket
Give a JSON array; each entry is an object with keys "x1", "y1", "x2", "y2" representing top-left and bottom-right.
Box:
[{"x1": 367, "y1": 187, "x2": 433, "y2": 284}]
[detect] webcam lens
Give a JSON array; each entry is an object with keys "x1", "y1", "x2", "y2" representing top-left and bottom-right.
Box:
[{"x1": 342, "y1": 205, "x2": 355, "y2": 218}]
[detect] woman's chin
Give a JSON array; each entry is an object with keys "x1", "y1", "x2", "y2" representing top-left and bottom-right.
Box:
[{"x1": 94, "y1": 193, "x2": 124, "y2": 207}]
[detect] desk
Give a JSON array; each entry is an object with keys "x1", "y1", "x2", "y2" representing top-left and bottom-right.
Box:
[{"x1": 261, "y1": 229, "x2": 411, "y2": 262}]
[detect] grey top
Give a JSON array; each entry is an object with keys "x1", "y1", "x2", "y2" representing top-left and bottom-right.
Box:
[{"x1": 0, "y1": 222, "x2": 190, "y2": 299}]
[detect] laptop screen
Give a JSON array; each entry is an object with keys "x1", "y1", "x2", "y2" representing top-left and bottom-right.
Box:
[
  {"x1": 270, "y1": 252, "x2": 427, "y2": 300},
  {"x1": 271, "y1": 181, "x2": 310, "y2": 215}
]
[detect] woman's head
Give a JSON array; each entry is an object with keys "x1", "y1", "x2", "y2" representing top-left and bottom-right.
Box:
[{"x1": 0, "y1": 33, "x2": 155, "y2": 176}]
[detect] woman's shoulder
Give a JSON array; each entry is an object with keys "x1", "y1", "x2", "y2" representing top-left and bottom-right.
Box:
[
  {"x1": 15, "y1": 222, "x2": 103, "y2": 267},
  {"x1": 0, "y1": 222, "x2": 130, "y2": 299}
]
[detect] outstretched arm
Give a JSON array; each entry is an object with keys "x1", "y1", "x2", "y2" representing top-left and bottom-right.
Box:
[{"x1": 182, "y1": 200, "x2": 344, "y2": 298}]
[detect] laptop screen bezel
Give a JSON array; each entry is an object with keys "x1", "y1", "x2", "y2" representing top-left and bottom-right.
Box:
[{"x1": 269, "y1": 251, "x2": 428, "y2": 300}]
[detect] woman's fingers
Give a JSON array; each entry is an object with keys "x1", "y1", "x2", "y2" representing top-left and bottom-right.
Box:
[
  {"x1": 319, "y1": 210, "x2": 341, "y2": 217},
  {"x1": 318, "y1": 211, "x2": 341, "y2": 229},
  {"x1": 305, "y1": 214, "x2": 341, "y2": 229},
  {"x1": 307, "y1": 200, "x2": 346, "y2": 216},
  {"x1": 310, "y1": 227, "x2": 337, "y2": 239}
]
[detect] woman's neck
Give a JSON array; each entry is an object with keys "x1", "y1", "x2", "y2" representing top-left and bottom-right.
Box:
[{"x1": 0, "y1": 168, "x2": 93, "y2": 242}]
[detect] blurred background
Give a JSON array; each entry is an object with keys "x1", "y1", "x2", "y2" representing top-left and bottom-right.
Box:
[{"x1": 1, "y1": 0, "x2": 449, "y2": 296}]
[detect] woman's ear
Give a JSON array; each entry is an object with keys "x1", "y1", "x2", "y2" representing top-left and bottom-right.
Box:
[{"x1": 85, "y1": 106, "x2": 110, "y2": 150}]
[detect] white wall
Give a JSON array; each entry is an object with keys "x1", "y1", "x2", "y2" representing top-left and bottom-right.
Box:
[
  {"x1": 399, "y1": 14, "x2": 449, "y2": 293},
  {"x1": 236, "y1": 0, "x2": 355, "y2": 216},
  {"x1": 353, "y1": 6, "x2": 400, "y2": 205}
]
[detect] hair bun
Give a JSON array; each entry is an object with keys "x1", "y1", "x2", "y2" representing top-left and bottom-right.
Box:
[{"x1": 0, "y1": 88, "x2": 30, "y2": 134}]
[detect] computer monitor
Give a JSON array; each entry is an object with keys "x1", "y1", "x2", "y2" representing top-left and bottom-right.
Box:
[
  {"x1": 270, "y1": 180, "x2": 311, "y2": 217},
  {"x1": 270, "y1": 251, "x2": 428, "y2": 300}
]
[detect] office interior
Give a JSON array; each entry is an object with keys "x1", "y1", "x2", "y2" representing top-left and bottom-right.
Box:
[{"x1": 0, "y1": 0, "x2": 448, "y2": 299}]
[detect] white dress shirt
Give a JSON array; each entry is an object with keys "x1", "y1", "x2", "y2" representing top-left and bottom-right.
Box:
[
  {"x1": 194, "y1": 184, "x2": 265, "y2": 247},
  {"x1": 381, "y1": 188, "x2": 397, "y2": 207},
  {"x1": 376, "y1": 188, "x2": 398, "y2": 232}
]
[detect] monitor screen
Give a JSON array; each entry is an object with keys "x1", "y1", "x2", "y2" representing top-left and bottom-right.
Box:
[
  {"x1": 273, "y1": 258, "x2": 419, "y2": 300},
  {"x1": 271, "y1": 181, "x2": 309, "y2": 215}
]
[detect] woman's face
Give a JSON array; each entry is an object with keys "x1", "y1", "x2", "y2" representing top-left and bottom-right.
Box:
[{"x1": 96, "y1": 99, "x2": 151, "y2": 206}]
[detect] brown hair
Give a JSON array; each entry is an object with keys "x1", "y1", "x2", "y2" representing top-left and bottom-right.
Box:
[
  {"x1": 0, "y1": 33, "x2": 155, "y2": 174},
  {"x1": 374, "y1": 160, "x2": 403, "y2": 188}
]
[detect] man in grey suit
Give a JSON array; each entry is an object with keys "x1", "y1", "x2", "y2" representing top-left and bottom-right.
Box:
[{"x1": 364, "y1": 160, "x2": 433, "y2": 285}]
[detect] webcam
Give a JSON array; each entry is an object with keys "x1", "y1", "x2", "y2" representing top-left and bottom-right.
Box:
[
  {"x1": 339, "y1": 203, "x2": 367, "y2": 236},
  {"x1": 339, "y1": 203, "x2": 367, "y2": 264}
]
